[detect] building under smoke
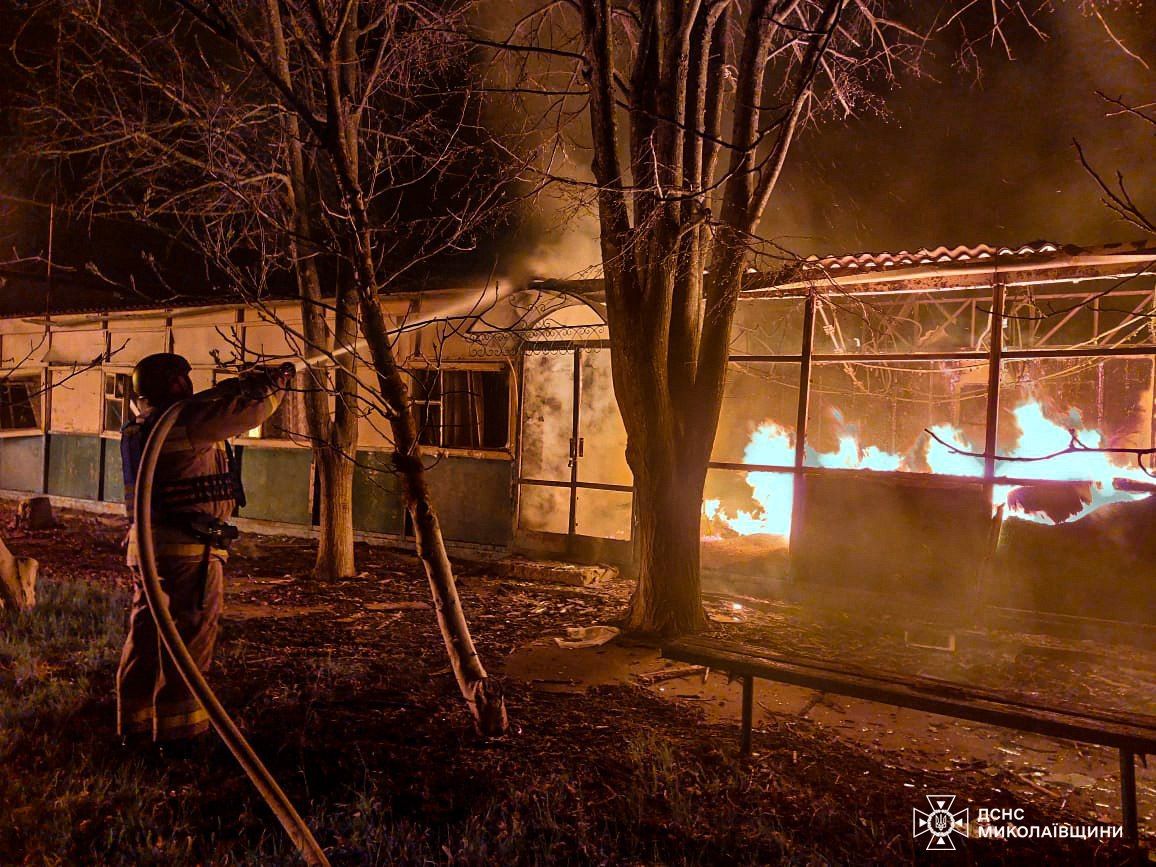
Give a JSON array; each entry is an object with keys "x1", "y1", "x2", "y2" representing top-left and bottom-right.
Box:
[{"x1": 1, "y1": 239, "x2": 1153, "y2": 633}]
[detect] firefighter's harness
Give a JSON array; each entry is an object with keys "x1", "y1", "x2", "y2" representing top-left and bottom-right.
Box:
[{"x1": 122, "y1": 413, "x2": 244, "y2": 552}]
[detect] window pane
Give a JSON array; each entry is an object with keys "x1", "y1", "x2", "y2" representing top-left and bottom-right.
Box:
[
  {"x1": 814, "y1": 288, "x2": 989, "y2": 354},
  {"x1": 440, "y1": 370, "x2": 509, "y2": 450},
  {"x1": 441, "y1": 371, "x2": 477, "y2": 448},
  {"x1": 521, "y1": 353, "x2": 574, "y2": 481},
  {"x1": 805, "y1": 360, "x2": 989, "y2": 474},
  {"x1": 730, "y1": 297, "x2": 807, "y2": 356},
  {"x1": 410, "y1": 368, "x2": 440, "y2": 402},
  {"x1": 479, "y1": 371, "x2": 510, "y2": 449},
  {"x1": 575, "y1": 489, "x2": 632, "y2": 540},
  {"x1": 104, "y1": 401, "x2": 124, "y2": 433},
  {"x1": 415, "y1": 404, "x2": 440, "y2": 447},
  {"x1": 258, "y1": 374, "x2": 308, "y2": 440},
  {"x1": 577, "y1": 348, "x2": 628, "y2": 484},
  {"x1": 0, "y1": 380, "x2": 40, "y2": 431},
  {"x1": 712, "y1": 362, "x2": 800, "y2": 465},
  {"x1": 518, "y1": 484, "x2": 570, "y2": 534}
]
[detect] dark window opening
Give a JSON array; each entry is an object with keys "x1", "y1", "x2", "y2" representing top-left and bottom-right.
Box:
[
  {"x1": 0, "y1": 376, "x2": 43, "y2": 431},
  {"x1": 410, "y1": 368, "x2": 510, "y2": 450},
  {"x1": 103, "y1": 372, "x2": 137, "y2": 432}
]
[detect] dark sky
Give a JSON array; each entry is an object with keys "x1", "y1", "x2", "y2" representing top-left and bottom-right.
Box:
[
  {"x1": 2, "y1": 1, "x2": 1153, "y2": 288},
  {"x1": 758, "y1": 2, "x2": 1156, "y2": 257}
]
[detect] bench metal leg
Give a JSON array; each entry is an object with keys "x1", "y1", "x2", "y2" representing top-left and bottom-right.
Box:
[
  {"x1": 740, "y1": 676, "x2": 754, "y2": 756},
  {"x1": 1121, "y1": 749, "x2": 1138, "y2": 845}
]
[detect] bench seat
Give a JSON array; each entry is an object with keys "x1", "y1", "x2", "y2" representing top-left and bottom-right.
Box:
[{"x1": 663, "y1": 635, "x2": 1156, "y2": 844}]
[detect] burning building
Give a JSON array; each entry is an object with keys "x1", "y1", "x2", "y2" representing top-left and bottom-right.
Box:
[
  {"x1": 1, "y1": 240, "x2": 1154, "y2": 632},
  {"x1": 702, "y1": 240, "x2": 1156, "y2": 632}
]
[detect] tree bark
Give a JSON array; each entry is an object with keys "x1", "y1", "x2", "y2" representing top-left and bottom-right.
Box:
[
  {"x1": 266, "y1": 0, "x2": 359, "y2": 581},
  {"x1": 357, "y1": 290, "x2": 507, "y2": 736},
  {"x1": 625, "y1": 459, "x2": 710, "y2": 636},
  {"x1": 313, "y1": 447, "x2": 356, "y2": 581},
  {"x1": 0, "y1": 536, "x2": 38, "y2": 612}
]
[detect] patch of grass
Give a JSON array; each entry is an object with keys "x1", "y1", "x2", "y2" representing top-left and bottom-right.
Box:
[
  {"x1": 1, "y1": 576, "x2": 127, "y2": 660},
  {"x1": 0, "y1": 577, "x2": 128, "y2": 731}
]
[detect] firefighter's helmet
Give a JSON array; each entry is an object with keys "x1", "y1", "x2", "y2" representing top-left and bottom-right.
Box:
[{"x1": 132, "y1": 353, "x2": 192, "y2": 405}]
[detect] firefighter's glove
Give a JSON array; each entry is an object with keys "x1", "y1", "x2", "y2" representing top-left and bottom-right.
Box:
[
  {"x1": 239, "y1": 362, "x2": 295, "y2": 390},
  {"x1": 275, "y1": 361, "x2": 296, "y2": 387}
]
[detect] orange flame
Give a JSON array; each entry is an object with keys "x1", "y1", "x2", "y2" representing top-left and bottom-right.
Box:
[{"x1": 704, "y1": 399, "x2": 1151, "y2": 538}]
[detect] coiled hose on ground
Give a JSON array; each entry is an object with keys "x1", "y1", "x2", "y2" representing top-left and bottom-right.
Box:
[{"x1": 134, "y1": 399, "x2": 330, "y2": 866}]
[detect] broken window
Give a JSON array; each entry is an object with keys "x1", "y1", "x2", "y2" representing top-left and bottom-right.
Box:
[
  {"x1": 805, "y1": 360, "x2": 989, "y2": 473},
  {"x1": 410, "y1": 368, "x2": 510, "y2": 450},
  {"x1": 103, "y1": 372, "x2": 137, "y2": 432},
  {"x1": 0, "y1": 375, "x2": 43, "y2": 431}
]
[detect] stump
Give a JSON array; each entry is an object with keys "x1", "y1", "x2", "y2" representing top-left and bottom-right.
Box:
[
  {"x1": 16, "y1": 496, "x2": 56, "y2": 531},
  {"x1": 0, "y1": 536, "x2": 38, "y2": 611}
]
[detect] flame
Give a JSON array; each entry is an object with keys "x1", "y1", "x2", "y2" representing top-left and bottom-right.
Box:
[{"x1": 704, "y1": 399, "x2": 1151, "y2": 538}]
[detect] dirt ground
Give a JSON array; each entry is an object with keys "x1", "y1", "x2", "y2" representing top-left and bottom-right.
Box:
[{"x1": 1, "y1": 504, "x2": 1152, "y2": 864}]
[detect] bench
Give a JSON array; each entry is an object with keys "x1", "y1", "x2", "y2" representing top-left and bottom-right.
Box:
[{"x1": 663, "y1": 636, "x2": 1156, "y2": 845}]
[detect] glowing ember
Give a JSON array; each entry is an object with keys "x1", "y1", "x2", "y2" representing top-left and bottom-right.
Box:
[{"x1": 704, "y1": 399, "x2": 1152, "y2": 538}]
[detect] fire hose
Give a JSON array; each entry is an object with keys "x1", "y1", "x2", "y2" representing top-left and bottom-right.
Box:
[{"x1": 134, "y1": 398, "x2": 330, "y2": 867}]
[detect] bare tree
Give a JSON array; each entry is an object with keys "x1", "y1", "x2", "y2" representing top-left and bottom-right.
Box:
[
  {"x1": 16, "y1": 0, "x2": 510, "y2": 732},
  {"x1": 479, "y1": 0, "x2": 1041, "y2": 635}
]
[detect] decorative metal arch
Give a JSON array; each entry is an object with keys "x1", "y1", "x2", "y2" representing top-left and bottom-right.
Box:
[{"x1": 462, "y1": 285, "x2": 609, "y2": 358}]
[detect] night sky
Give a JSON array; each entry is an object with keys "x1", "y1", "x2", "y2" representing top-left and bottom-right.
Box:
[
  {"x1": 1, "y1": 2, "x2": 1153, "y2": 287},
  {"x1": 758, "y1": 1, "x2": 1156, "y2": 257},
  {"x1": 512, "y1": 1, "x2": 1156, "y2": 277}
]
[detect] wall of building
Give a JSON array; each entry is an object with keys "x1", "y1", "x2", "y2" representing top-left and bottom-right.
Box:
[{"x1": 0, "y1": 296, "x2": 521, "y2": 551}]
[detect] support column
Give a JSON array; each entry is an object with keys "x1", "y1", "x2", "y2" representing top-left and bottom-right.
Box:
[
  {"x1": 568, "y1": 348, "x2": 581, "y2": 542},
  {"x1": 1120, "y1": 749, "x2": 1138, "y2": 845},
  {"x1": 983, "y1": 279, "x2": 1006, "y2": 488},
  {"x1": 788, "y1": 291, "x2": 817, "y2": 569},
  {"x1": 740, "y1": 676, "x2": 754, "y2": 756}
]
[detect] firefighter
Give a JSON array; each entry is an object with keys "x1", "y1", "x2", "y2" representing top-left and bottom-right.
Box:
[{"x1": 116, "y1": 352, "x2": 294, "y2": 745}]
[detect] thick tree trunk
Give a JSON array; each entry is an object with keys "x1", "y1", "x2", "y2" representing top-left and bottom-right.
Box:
[
  {"x1": 624, "y1": 458, "x2": 710, "y2": 636},
  {"x1": 314, "y1": 448, "x2": 356, "y2": 581}
]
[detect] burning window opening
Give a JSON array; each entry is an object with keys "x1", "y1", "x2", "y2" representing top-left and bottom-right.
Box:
[{"x1": 703, "y1": 397, "x2": 1154, "y2": 543}]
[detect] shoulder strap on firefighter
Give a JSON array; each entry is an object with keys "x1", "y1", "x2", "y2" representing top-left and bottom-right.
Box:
[
  {"x1": 120, "y1": 413, "x2": 158, "y2": 491},
  {"x1": 225, "y1": 440, "x2": 247, "y2": 509}
]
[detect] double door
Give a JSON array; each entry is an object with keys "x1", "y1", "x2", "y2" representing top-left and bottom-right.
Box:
[{"x1": 516, "y1": 346, "x2": 633, "y2": 561}]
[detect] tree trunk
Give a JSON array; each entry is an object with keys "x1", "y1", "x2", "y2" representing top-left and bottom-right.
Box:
[
  {"x1": 313, "y1": 447, "x2": 356, "y2": 581},
  {"x1": 265, "y1": 0, "x2": 359, "y2": 582},
  {"x1": 357, "y1": 285, "x2": 507, "y2": 736},
  {"x1": 625, "y1": 457, "x2": 709, "y2": 636},
  {"x1": 0, "y1": 536, "x2": 38, "y2": 612}
]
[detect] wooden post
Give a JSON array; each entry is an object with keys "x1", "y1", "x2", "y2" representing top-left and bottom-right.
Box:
[
  {"x1": 977, "y1": 280, "x2": 1006, "y2": 624},
  {"x1": 1120, "y1": 749, "x2": 1138, "y2": 845},
  {"x1": 740, "y1": 676, "x2": 754, "y2": 755}
]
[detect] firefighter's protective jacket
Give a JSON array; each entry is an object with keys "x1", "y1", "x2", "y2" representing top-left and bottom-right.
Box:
[{"x1": 121, "y1": 370, "x2": 288, "y2": 564}]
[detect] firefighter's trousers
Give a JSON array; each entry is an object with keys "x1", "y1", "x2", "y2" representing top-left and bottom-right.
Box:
[{"x1": 116, "y1": 549, "x2": 225, "y2": 741}]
